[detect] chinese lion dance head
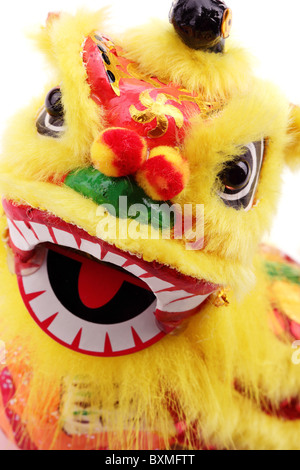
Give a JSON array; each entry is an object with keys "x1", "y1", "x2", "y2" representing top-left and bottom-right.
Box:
[{"x1": 1, "y1": 0, "x2": 300, "y2": 450}]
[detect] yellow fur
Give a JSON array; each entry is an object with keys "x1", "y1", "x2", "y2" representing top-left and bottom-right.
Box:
[
  {"x1": 284, "y1": 105, "x2": 300, "y2": 168},
  {"x1": 1, "y1": 9, "x2": 300, "y2": 450},
  {"x1": 177, "y1": 80, "x2": 290, "y2": 264},
  {"x1": 121, "y1": 19, "x2": 255, "y2": 100}
]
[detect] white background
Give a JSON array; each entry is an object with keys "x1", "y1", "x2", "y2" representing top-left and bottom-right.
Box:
[{"x1": 0, "y1": 0, "x2": 299, "y2": 449}]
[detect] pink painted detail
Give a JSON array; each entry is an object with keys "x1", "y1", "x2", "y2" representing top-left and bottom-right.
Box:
[
  {"x1": 0, "y1": 368, "x2": 15, "y2": 407},
  {"x1": 261, "y1": 396, "x2": 300, "y2": 422},
  {"x1": 290, "y1": 321, "x2": 300, "y2": 340},
  {"x1": 0, "y1": 429, "x2": 19, "y2": 450},
  {"x1": 236, "y1": 378, "x2": 300, "y2": 423},
  {"x1": 273, "y1": 308, "x2": 300, "y2": 341},
  {"x1": 0, "y1": 369, "x2": 37, "y2": 450},
  {"x1": 155, "y1": 304, "x2": 210, "y2": 334},
  {"x1": 277, "y1": 398, "x2": 300, "y2": 421}
]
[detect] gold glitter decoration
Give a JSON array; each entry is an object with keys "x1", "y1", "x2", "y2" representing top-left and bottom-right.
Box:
[
  {"x1": 130, "y1": 90, "x2": 184, "y2": 138},
  {"x1": 127, "y1": 62, "x2": 168, "y2": 88},
  {"x1": 92, "y1": 33, "x2": 130, "y2": 97},
  {"x1": 213, "y1": 288, "x2": 230, "y2": 307}
]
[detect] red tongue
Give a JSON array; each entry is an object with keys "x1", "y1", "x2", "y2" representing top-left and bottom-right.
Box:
[
  {"x1": 78, "y1": 256, "x2": 151, "y2": 309},
  {"x1": 79, "y1": 260, "x2": 124, "y2": 308}
]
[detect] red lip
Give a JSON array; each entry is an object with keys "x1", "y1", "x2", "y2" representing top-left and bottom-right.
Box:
[{"x1": 3, "y1": 199, "x2": 218, "y2": 357}]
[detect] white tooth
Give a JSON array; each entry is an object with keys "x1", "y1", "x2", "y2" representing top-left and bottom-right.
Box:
[
  {"x1": 142, "y1": 277, "x2": 174, "y2": 293},
  {"x1": 7, "y1": 219, "x2": 31, "y2": 251},
  {"x1": 20, "y1": 267, "x2": 40, "y2": 277},
  {"x1": 102, "y1": 252, "x2": 127, "y2": 267},
  {"x1": 158, "y1": 293, "x2": 211, "y2": 313},
  {"x1": 156, "y1": 289, "x2": 194, "y2": 305},
  {"x1": 13, "y1": 221, "x2": 38, "y2": 248},
  {"x1": 79, "y1": 324, "x2": 106, "y2": 353},
  {"x1": 124, "y1": 265, "x2": 147, "y2": 277},
  {"x1": 47, "y1": 310, "x2": 84, "y2": 345},
  {"x1": 131, "y1": 301, "x2": 161, "y2": 343},
  {"x1": 80, "y1": 239, "x2": 101, "y2": 260},
  {"x1": 52, "y1": 228, "x2": 78, "y2": 250},
  {"x1": 106, "y1": 324, "x2": 135, "y2": 352},
  {"x1": 22, "y1": 259, "x2": 49, "y2": 294},
  {"x1": 29, "y1": 291, "x2": 59, "y2": 322},
  {"x1": 29, "y1": 222, "x2": 53, "y2": 244}
]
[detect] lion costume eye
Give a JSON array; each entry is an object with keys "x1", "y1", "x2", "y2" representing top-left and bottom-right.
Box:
[
  {"x1": 45, "y1": 88, "x2": 64, "y2": 117},
  {"x1": 218, "y1": 139, "x2": 265, "y2": 211},
  {"x1": 36, "y1": 87, "x2": 65, "y2": 138}
]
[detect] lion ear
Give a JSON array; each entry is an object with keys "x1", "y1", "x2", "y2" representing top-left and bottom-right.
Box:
[
  {"x1": 284, "y1": 105, "x2": 300, "y2": 169},
  {"x1": 27, "y1": 12, "x2": 62, "y2": 65},
  {"x1": 28, "y1": 9, "x2": 107, "y2": 67}
]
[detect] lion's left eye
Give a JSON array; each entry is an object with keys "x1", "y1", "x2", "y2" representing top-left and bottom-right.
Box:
[
  {"x1": 36, "y1": 87, "x2": 65, "y2": 138},
  {"x1": 218, "y1": 139, "x2": 265, "y2": 211},
  {"x1": 45, "y1": 88, "x2": 64, "y2": 117}
]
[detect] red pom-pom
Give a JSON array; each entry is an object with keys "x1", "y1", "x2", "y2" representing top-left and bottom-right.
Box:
[{"x1": 136, "y1": 146, "x2": 190, "y2": 200}]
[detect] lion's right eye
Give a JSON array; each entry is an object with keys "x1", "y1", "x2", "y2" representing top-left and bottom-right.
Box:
[
  {"x1": 219, "y1": 159, "x2": 251, "y2": 192},
  {"x1": 36, "y1": 87, "x2": 65, "y2": 138},
  {"x1": 217, "y1": 139, "x2": 265, "y2": 211}
]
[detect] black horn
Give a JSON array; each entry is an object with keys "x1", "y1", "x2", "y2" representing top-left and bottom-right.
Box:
[{"x1": 169, "y1": 0, "x2": 232, "y2": 53}]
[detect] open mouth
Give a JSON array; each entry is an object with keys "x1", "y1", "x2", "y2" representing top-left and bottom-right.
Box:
[{"x1": 3, "y1": 199, "x2": 218, "y2": 357}]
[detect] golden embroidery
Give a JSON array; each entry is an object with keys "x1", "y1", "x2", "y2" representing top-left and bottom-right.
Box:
[
  {"x1": 212, "y1": 288, "x2": 230, "y2": 307},
  {"x1": 92, "y1": 33, "x2": 225, "y2": 118},
  {"x1": 221, "y1": 9, "x2": 233, "y2": 39},
  {"x1": 127, "y1": 63, "x2": 168, "y2": 88},
  {"x1": 130, "y1": 90, "x2": 184, "y2": 138},
  {"x1": 92, "y1": 33, "x2": 129, "y2": 97},
  {"x1": 166, "y1": 93, "x2": 225, "y2": 119},
  {"x1": 127, "y1": 64, "x2": 225, "y2": 117}
]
